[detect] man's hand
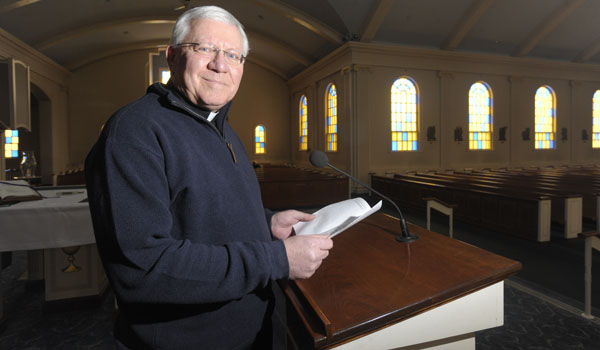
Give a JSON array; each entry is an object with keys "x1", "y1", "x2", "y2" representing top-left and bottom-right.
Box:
[
  {"x1": 283, "y1": 235, "x2": 333, "y2": 279},
  {"x1": 271, "y1": 210, "x2": 315, "y2": 240}
]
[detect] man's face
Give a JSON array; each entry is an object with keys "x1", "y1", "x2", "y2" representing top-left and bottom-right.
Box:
[{"x1": 167, "y1": 19, "x2": 244, "y2": 111}]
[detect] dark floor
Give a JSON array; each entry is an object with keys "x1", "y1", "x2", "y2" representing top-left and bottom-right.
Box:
[{"x1": 1, "y1": 200, "x2": 600, "y2": 349}]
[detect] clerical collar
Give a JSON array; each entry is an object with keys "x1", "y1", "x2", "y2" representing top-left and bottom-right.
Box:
[
  {"x1": 207, "y1": 111, "x2": 218, "y2": 122},
  {"x1": 169, "y1": 84, "x2": 220, "y2": 121}
]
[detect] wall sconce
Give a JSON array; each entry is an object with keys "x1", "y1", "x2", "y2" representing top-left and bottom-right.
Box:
[
  {"x1": 582, "y1": 129, "x2": 589, "y2": 142},
  {"x1": 427, "y1": 126, "x2": 436, "y2": 141},
  {"x1": 454, "y1": 127, "x2": 463, "y2": 142},
  {"x1": 499, "y1": 127, "x2": 507, "y2": 142},
  {"x1": 561, "y1": 128, "x2": 568, "y2": 141},
  {"x1": 522, "y1": 127, "x2": 530, "y2": 141}
]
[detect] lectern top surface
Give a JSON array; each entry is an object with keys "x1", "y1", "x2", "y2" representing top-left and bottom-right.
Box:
[{"x1": 287, "y1": 213, "x2": 521, "y2": 348}]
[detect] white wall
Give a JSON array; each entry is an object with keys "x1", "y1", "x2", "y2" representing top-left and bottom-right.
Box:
[
  {"x1": 288, "y1": 42, "x2": 600, "y2": 186},
  {"x1": 0, "y1": 28, "x2": 71, "y2": 183}
]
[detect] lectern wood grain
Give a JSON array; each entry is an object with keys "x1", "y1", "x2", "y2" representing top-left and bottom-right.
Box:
[{"x1": 283, "y1": 213, "x2": 521, "y2": 349}]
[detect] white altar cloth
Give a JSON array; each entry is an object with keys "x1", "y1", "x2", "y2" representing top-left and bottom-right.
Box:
[{"x1": 0, "y1": 188, "x2": 94, "y2": 252}]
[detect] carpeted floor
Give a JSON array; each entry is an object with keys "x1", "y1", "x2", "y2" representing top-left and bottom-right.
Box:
[{"x1": 1, "y1": 200, "x2": 600, "y2": 349}]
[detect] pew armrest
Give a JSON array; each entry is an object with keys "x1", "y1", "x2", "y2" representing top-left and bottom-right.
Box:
[
  {"x1": 423, "y1": 197, "x2": 457, "y2": 208},
  {"x1": 578, "y1": 231, "x2": 599, "y2": 239}
]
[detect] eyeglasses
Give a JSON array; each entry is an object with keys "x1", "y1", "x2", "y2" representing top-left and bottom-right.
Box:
[{"x1": 175, "y1": 42, "x2": 246, "y2": 65}]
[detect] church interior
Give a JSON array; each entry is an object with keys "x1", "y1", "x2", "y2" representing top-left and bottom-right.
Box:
[{"x1": 1, "y1": 0, "x2": 600, "y2": 349}]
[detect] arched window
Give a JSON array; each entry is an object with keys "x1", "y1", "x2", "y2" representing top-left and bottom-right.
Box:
[
  {"x1": 4, "y1": 129, "x2": 19, "y2": 158},
  {"x1": 468, "y1": 82, "x2": 493, "y2": 150},
  {"x1": 326, "y1": 84, "x2": 337, "y2": 152},
  {"x1": 593, "y1": 90, "x2": 600, "y2": 148},
  {"x1": 391, "y1": 77, "x2": 418, "y2": 151},
  {"x1": 534, "y1": 86, "x2": 556, "y2": 150},
  {"x1": 255, "y1": 125, "x2": 265, "y2": 154},
  {"x1": 299, "y1": 95, "x2": 308, "y2": 151},
  {"x1": 160, "y1": 68, "x2": 171, "y2": 84}
]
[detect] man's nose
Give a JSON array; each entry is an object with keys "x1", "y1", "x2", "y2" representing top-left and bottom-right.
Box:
[{"x1": 208, "y1": 50, "x2": 229, "y2": 72}]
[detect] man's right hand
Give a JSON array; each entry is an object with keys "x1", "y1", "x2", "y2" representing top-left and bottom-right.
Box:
[{"x1": 283, "y1": 235, "x2": 333, "y2": 279}]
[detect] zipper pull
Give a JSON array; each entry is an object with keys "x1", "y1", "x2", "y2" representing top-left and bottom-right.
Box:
[{"x1": 227, "y1": 142, "x2": 238, "y2": 163}]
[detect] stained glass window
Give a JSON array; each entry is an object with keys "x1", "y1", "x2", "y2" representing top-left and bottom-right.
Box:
[
  {"x1": 326, "y1": 84, "x2": 337, "y2": 152},
  {"x1": 255, "y1": 125, "x2": 265, "y2": 154},
  {"x1": 299, "y1": 95, "x2": 308, "y2": 151},
  {"x1": 391, "y1": 77, "x2": 418, "y2": 151},
  {"x1": 4, "y1": 129, "x2": 19, "y2": 158},
  {"x1": 593, "y1": 90, "x2": 600, "y2": 148},
  {"x1": 534, "y1": 86, "x2": 555, "y2": 150},
  {"x1": 468, "y1": 82, "x2": 492, "y2": 150},
  {"x1": 160, "y1": 68, "x2": 171, "y2": 84}
]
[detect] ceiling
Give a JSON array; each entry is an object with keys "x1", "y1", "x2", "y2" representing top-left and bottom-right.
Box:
[{"x1": 2, "y1": 0, "x2": 600, "y2": 80}]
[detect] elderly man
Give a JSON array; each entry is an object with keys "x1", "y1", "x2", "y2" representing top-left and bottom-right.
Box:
[{"x1": 85, "y1": 6, "x2": 332, "y2": 349}]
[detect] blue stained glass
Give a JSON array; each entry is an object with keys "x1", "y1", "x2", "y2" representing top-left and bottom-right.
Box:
[
  {"x1": 260, "y1": 143, "x2": 264, "y2": 147},
  {"x1": 5, "y1": 137, "x2": 11, "y2": 143},
  {"x1": 12, "y1": 130, "x2": 18, "y2": 137},
  {"x1": 11, "y1": 150, "x2": 18, "y2": 157},
  {"x1": 402, "y1": 133, "x2": 407, "y2": 141},
  {"x1": 549, "y1": 141, "x2": 554, "y2": 148},
  {"x1": 392, "y1": 141, "x2": 397, "y2": 151},
  {"x1": 334, "y1": 125, "x2": 337, "y2": 133},
  {"x1": 413, "y1": 141, "x2": 417, "y2": 150},
  {"x1": 255, "y1": 137, "x2": 260, "y2": 142}
]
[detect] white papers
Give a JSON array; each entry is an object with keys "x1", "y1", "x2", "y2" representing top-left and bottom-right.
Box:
[{"x1": 293, "y1": 197, "x2": 382, "y2": 238}]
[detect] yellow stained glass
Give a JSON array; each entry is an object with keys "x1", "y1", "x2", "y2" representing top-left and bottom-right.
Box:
[
  {"x1": 534, "y1": 86, "x2": 555, "y2": 150},
  {"x1": 4, "y1": 129, "x2": 19, "y2": 158},
  {"x1": 255, "y1": 125, "x2": 265, "y2": 154},
  {"x1": 326, "y1": 84, "x2": 338, "y2": 152},
  {"x1": 593, "y1": 90, "x2": 600, "y2": 148},
  {"x1": 299, "y1": 95, "x2": 308, "y2": 151},
  {"x1": 160, "y1": 69, "x2": 171, "y2": 84},
  {"x1": 468, "y1": 82, "x2": 492, "y2": 150},
  {"x1": 391, "y1": 77, "x2": 418, "y2": 151}
]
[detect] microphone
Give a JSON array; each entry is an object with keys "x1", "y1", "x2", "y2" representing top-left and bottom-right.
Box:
[{"x1": 309, "y1": 150, "x2": 417, "y2": 242}]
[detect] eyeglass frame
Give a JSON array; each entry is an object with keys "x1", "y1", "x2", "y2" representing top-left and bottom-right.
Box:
[{"x1": 173, "y1": 42, "x2": 246, "y2": 65}]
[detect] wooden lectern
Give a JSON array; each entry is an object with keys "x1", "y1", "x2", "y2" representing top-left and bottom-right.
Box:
[{"x1": 282, "y1": 213, "x2": 521, "y2": 349}]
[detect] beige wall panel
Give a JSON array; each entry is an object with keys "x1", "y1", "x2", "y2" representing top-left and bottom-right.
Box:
[
  {"x1": 230, "y1": 63, "x2": 290, "y2": 164},
  {"x1": 570, "y1": 82, "x2": 600, "y2": 163},
  {"x1": 367, "y1": 68, "x2": 440, "y2": 174},
  {"x1": 69, "y1": 51, "x2": 149, "y2": 164},
  {"x1": 510, "y1": 78, "x2": 571, "y2": 166},
  {"x1": 442, "y1": 73, "x2": 510, "y2": 170},
  {"x1": 314, "y1": 72, "x2": 347, "y2": 169}
]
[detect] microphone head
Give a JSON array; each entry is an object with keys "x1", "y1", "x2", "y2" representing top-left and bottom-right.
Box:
[{"x1": 309, "y1": 150, "x2": 329, "y2": 168}]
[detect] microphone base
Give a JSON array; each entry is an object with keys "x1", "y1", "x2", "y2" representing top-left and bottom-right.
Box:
[{"x1": 395, "y1": 234, "x2": 418, "y2": 243}]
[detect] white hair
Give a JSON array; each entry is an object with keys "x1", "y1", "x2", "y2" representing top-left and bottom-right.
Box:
[{"x1": 170, "y1": 6, "x2": 249, "y2": 56}]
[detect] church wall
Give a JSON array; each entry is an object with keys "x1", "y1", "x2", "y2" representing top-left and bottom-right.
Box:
[
  {"x1": 0, "y1": 28, "x2": 71, "y2": 183},
  {"x1": 68, "y1": 50, "x2": 290, "y2": 166},
  {"x1": 289, "y1": 42, "x2": 600, "y2": 184},
  {"x1": 231, "y1": 62, "x2": 290, "y2": 164},
  {"x1": 69, "y1": 51, "x2": 149, "y2": 164}
]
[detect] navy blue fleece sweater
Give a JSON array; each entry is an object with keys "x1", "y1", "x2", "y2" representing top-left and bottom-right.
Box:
[{"x1": 85, "y1": 83, "x2": 289, "y2": 349}]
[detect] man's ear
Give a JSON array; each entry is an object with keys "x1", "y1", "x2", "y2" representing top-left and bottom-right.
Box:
[{"x1": 165, "y1": 45, "x2": 177, "y2": 69}]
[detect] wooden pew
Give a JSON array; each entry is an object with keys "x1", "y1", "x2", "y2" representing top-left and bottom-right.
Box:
[
  {"x1": 463, "y1": 168, "x2": 597, "y2": 223},
  {"x1": 371, "y1": 174, "x2": 551, "y2": 242},
  {"x1": 413, "y1": 171, "x2": 582, "y2": 239},
  {"x1": 256, "y1": 165, "x2": 349, "y2": 209}
]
